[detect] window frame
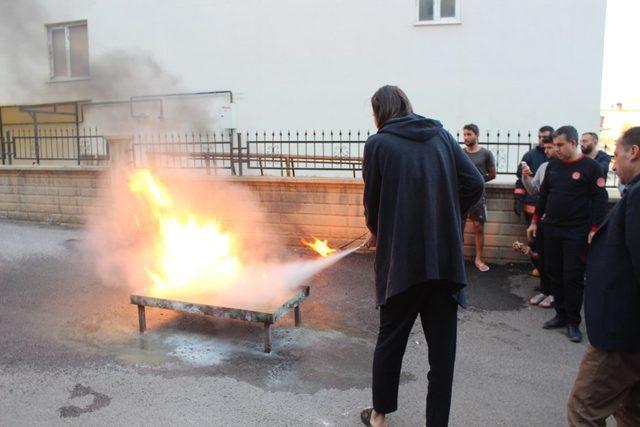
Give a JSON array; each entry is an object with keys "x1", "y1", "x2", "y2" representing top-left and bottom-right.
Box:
[
  {"x1": 415, "y1": 0, "x2": 462, "y2": 26},
  {"x1": 46, "y1": 20, "x2": 90, "y2": 82}
]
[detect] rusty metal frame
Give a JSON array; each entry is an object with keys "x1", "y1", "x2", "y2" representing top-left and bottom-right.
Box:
[{"x1": 130, "y1": 286, "x2": 309, "y2": 353}]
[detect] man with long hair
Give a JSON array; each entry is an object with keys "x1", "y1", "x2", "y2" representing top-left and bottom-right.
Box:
[{"x1": 361, "y1": 85, "x2": 484, "y2": 427}]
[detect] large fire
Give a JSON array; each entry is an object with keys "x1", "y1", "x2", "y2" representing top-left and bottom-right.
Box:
[
  {"x1": 128, "y1": 169, "x2": 241, "y2": 297},
  {"x1": 126, "y1": 169, "x2": 339, "y2": 304}
]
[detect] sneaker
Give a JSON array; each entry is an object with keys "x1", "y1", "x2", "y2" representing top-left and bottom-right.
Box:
[
  {"x1": 567, "y1": 324, "x2": 583, "y2": 343},
  {"x1": 539, "y1": 295, "x2": 554, "y2": 308},
  {"x1": 529, "y1": 293, "x2": 546, "y2": 305},
  {"x1": 543, "y1": 315, "x2": 567, "y2": 329}
]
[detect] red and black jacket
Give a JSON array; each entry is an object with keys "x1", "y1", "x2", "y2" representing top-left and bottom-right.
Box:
[{"x1": 514, "y1": 146, "x2": 547, "y2": 216}]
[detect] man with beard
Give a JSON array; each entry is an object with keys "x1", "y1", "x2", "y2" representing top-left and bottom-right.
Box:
[
  {"x1": 580, "y1": 132, "x2": 611, "y2": 179},
  {"x1": 462, "y1": 124, "x2": 496, "y2": 272},
  {"x1": 527, "y1": 126, "x2": 608, "y2": 343},
  {"x1": 520, "y1": 135, "x2": 557, "y2": 308},
  {"x1": 515, "y1": 126, "x2": 554, "y2": 277},
  {"x1": 515, "y1": 126, "x2": 554, "y2": 223}
]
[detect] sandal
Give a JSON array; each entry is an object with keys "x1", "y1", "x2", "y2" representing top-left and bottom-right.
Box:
[
  {"x1": 360, "y1": 407, "x2": 374, "y2": 426},
  {"x1": 529, "y1": 293, "x2": 546, "y2": 305},
  {"x1": 475, "y1": 261, "x2": 490, "y2": 272},
  {"x1": 539, "y1": 295, "x2": 554, "y2": 308}
]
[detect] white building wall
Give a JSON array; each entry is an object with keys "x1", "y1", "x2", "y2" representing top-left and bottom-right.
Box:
[{"x1": 0, "y1": 0, "x2": 607, "y2": 135}]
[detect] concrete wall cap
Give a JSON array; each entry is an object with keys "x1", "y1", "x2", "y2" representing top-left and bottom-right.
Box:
[{"x1": 0, "y1": 165, "x2": 109, "y2": 173}]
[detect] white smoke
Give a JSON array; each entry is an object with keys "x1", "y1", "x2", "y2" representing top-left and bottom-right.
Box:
[
  {"x1": 83, "y1": 167, "x2": 357, "y2": 310},
  {"x1": 0, "y1": 1, "x2": 221, "y2": 133}
]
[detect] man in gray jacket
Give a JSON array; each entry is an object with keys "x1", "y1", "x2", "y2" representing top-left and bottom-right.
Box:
[{"x1": 521, "y1": 136, "x2": 556, "y2": 307}]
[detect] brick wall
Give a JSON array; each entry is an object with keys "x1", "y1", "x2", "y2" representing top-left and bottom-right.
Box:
[
  {"x1": 0, "y1": 166, "x2": 106, "y2": 224},
  {"x1": 232, "y1": 177, "x2": 368, "y2": 249},
  {"x1": 463, "y1": 183, "x2": 527, "y2": 263},
  {"x1": 240, "y1": 178, "x2": 531, "y2": 262},
  {"x1": 0, "y1": 166, "x2": 619, "y2": 264}
]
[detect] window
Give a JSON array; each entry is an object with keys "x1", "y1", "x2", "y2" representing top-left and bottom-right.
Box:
[
  {"x1": 47, "y1": 21, "x2": 89, "y2": 80},
  {"x1": 417, "y1": 0, "x2": 461, "y2": 25}
]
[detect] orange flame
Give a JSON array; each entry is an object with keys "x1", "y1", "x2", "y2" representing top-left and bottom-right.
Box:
[
  {"x1": 301, "y1": 237, "x2": 336, "y2": 258},
  {"x1": 128, "y1": 169, "x2": 241, "y2": 297}
]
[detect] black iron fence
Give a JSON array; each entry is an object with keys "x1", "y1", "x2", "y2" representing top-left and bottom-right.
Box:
[
  {"x1": 0, "y1": 127, "x2": 620, "y2": 188},
  {"x1": 240, "y1": 130, "x2": 533, "y2": 177},
  {"x1": 1, "y1": 127, "x2": 108, "y2": 165},
  {"x1": 244, "y1": 130, "x2": 370, "y2": 177},
  {"x1": 130, "y1": 130, "x2": 369, "y2": 177},
  {"x1": 131, "y1": 131, "x2": 235, "y2": 175},
  {"x1": 131, "y1": 129, "x2": 621, "y2": 187},
  {"x1": 241, "y1": 130, "x2": 532, "y2": 177},
  {"x1": 454, "y1": 131, "x2": 534, "y2": 175}
]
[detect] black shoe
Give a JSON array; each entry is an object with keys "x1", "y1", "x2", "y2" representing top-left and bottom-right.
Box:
[
  {"x1": 567, "y1": 324, "x2": 583, "y2": 343},
  {"x1": 543, "y1": 316, "x2": 567, "y2": 329}
]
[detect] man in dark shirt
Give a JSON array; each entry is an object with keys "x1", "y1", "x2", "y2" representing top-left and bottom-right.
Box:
[
  {"x1": 361, "y1": 86, "x2": 484, "y2": 427},
  {"x1": 463, "y1": 123, "x2": 496, "y2": 272},
  {"x1": 527, "y1": 126, "x2": 608, "y2": 343},
  {"x1": 580, "y1": 132, "x2": 611, "y2": 179},
  {"x1": 515, "y1": 125, "x2": 554, "y2": 222},
  {"x1": 567, "y1": 126, "x2": 640, "y2": 426}
]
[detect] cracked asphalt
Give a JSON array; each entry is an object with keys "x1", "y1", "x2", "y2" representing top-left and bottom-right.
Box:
[{"x1": 0, "y1": 220, "x2": 594, "y2": 426}]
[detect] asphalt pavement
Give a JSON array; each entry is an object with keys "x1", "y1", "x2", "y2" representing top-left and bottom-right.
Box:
[{"x1": 0, "y1": 220, "x2": 596, "y2": 426}]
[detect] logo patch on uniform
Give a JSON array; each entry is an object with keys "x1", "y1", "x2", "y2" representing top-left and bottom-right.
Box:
[
  {"x1": 597, "y1": 177, "x2": 606, "y2": 187},
  {"x1": 572, "y1": 171, "x2": 581, "y2": 180}
]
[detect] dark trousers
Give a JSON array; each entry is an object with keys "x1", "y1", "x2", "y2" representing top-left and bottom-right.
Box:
[
  {"x1": 372, "y1": 281, "x2": 458, "y2": 427},
  {"x1": 531, "y1": 223, "x2": 551, "y2": 295},
  {"x1": 543, "y1": 223, "x2": 589, "y2": 325}
]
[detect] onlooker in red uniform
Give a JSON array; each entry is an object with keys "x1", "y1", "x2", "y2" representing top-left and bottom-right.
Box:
[
  {"x1": 515, "y1": 126, "x2": 554, "y2": 222},
  {"x1": 515, "y1": 126, "x2": 554, "y2": 277},
  {"x1": 520, "y1": 136, "x2": 556, "y2": 308},
  {"x1": 527, "y1": 126, "x2": 608, "y2": 343}
]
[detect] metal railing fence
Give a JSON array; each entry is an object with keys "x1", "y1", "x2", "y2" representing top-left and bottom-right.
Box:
[
  {"x1": 0, "y1": 128, "x2": 621, "y2": 188},
  {"x1": 2, "y1": 127, "x2": 108, "y2": 165},
  {"x1": 131, "y1": 131, "x2": 234, "y2": 175}
]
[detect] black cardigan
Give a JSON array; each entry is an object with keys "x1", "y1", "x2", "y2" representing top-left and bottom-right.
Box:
[
  {"x1": 363, "y1": 114, "x2": 484, "y2": 306},
  {"x1": 584, "y1": 174, "x2": 640, "y2": 351}
]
